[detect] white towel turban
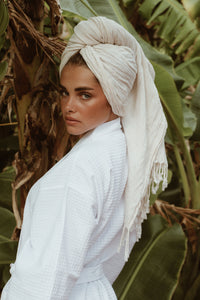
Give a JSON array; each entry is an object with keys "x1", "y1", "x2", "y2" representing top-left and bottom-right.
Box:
[{"x1": 60, "y1": 16, "x2": 168, "y2": 261}]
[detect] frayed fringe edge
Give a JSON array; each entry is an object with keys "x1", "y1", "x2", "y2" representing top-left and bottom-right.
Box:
[{"x1": 118, "y1": 162, "x2": 168, "y2": 262}]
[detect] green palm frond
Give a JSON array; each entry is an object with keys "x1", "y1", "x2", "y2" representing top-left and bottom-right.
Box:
[{"x1": 139, "y1": 0, "x2": 200, "y2": 58}]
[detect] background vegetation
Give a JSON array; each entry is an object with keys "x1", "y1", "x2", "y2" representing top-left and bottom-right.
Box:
[{"x1": 0, "y1": 0, "x2": 200, "y2": 299}]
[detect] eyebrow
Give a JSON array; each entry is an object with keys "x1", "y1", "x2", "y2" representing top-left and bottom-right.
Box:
[
  {"x1": 75, "y1": 87, "x2": 94, "y2": 91},
  {"x1": 59, "y1": 84, "x2": 94, "y2": 92}
]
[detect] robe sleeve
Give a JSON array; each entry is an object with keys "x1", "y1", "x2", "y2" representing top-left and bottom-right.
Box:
[
  {"x1": 50, "y1": 184, "x2": 98, "y2": 299},
  {"x1": 1, "y1": 152, "x2": 102, "y2": 300}
]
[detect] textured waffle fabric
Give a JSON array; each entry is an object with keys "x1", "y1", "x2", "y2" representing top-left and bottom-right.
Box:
[{"x1": 1, "y1": 118, "x2": 136, "y2": 300}]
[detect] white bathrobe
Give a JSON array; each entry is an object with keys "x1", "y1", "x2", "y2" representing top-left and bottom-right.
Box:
[{"x1": 1, "y1": 118, "x2": 137, "y2": 300}]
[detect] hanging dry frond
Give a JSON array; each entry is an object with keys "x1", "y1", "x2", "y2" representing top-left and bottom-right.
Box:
[
  {"x1": 7, "y1": 0, "x2": 65, "y2": 63},
  {"x1": 11, "y1": 150, "x2": 42, "y2": 240},
  {"x1": 45, "y1": 0, "x2": 62, "y2": 36},
  {"x1": 0, "y1": 47, "x2": 15, "y2": 120},
  {"x1": 1, "y1": 0, "x2": 74, "y2": 242},
  {"x1": 151, "y1": 200, "x2": 200, "y2": 252}
]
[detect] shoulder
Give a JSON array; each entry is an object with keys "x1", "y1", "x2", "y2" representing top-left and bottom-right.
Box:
[
  {"x1": 74, "y1": 133, "x2": 125, "y2": 170},
  {"x1": 72, "y1": 140, "x2": 110, "y2": 177},
  {"x1": 66, "y1": 119, "x2": 127, "y2": 186},
  {"x1": 79, "y1": 124, "x2": 126, "y2": 160}
]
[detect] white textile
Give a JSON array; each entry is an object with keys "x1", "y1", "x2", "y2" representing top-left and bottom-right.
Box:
[
  {"x1": 1, "y1": 118, "x2": 136, "y2": 300},
  {"x1": 60, "y1": 16, "x2": 168, "y2": 260}
]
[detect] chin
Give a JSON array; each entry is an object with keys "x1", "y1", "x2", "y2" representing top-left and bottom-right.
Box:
[
  {"x1": 66, "y1": 123, "x2": 96, "y2": 136},
  {"x1": 67, "y1": 129, "x2": 81, "y2": 136},
  {"x1": 66, "y1": 127, "x2": 85, "y2": 136}
]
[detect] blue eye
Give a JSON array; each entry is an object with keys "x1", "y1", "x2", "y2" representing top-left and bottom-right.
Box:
[{"x1": 82, "y1": 93, "x2": 91, "y2": 100}]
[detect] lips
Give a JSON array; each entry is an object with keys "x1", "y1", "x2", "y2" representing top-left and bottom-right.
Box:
[{"x1": 64, "y1": 116, "x2": 80, "y2": 125}]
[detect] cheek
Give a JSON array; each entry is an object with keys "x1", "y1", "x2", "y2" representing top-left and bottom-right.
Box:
[
  {"x1": 88, "y1": 98, "x2": 110, "y2": 117},
  {"x1": 96, "y1": 100, "x2": 111, "y2": 118}
]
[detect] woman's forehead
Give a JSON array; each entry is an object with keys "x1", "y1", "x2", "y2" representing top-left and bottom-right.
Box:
[{"x1": 60, "y1": 64, "x2": 99, "y2": 87}]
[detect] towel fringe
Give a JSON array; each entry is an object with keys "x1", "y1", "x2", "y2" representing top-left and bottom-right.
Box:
[{"x1": 118, "y1": 161, "x2": 168, "y2": 261}]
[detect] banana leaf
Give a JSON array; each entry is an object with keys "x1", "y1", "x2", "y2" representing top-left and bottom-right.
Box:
[
  {"x1": 191, "y1": 81, "x2": 200, "y2": 141},
  {"x1": 113, "y1": 214, "x2": 187, "y2": 300},
  {"x1": 0, "y1": 207, "x2": 15, "y2": 238},
  {"x1": 182, "y1": 101, "x2": 197, "y2": 138},
  {"x1": 152, "y1": 62, "x2": 185, "y2": 140},
  {"x1": 172, "y1": 238, "x2": 200, "y2": 300},
  {"x1": 182, "y1": 0, "x2": 200, "y2": 20},
  {"x1": 0, "y1": 0, "x2": 9, "y2": 36},
  {"x1": 60, "y1": 0, "x2": 97, "y2": 19},
  {"x1": 0, "y1": 167, "x2": 15, "y2": 211},
  {"x1": 0, "y1": 207, "x2": 17, "y2": 286},
  {"x1": 175, "y1": 58, "x2": 200, "y2": 89},
  {"x1": 0, "y1": 207, "x2": 17, "y2": 265},
  {"x1": 139, "y1": 0, "x2": 200, "y2": 57},
  {"x1": 0, "y1": 237, "x2": 17, "y2": 265}
]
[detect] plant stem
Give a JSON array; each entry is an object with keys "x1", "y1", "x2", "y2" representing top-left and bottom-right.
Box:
[
  {"x1": 173, "y1": 144, "x2": 190, "y2": 205},
  {"x1": 180, "y1": 137, "x2": 199, "y2": 208},
  {"x1": 161, "y1": 100, "x2": 199, "y2": 208}
]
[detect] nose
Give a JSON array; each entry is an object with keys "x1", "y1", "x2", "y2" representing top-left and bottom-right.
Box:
[{"x1": 61, "y1": 94, "x2": 76, "y2": 113}]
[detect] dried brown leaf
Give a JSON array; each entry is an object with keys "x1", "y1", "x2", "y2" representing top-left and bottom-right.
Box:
[
  {"x1": 153, "y1": 200, "x2": 200, "y2": 252},
  {"x1": 8, "y1": 0, "x2": 65, "y2": 63}
]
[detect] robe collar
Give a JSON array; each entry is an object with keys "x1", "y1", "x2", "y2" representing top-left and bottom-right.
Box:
[{"x1": 87, "y1": 117, "x2": 121, "y2": 140}]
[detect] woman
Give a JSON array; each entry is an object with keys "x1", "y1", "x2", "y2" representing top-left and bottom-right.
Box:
[{"x1": 1, "y1": 16, "x2": 168, "y2": 299}]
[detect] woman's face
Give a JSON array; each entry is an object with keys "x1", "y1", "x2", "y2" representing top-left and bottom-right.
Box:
[{"x1": 60, "y1": 64, "x2": 117, "y2": 135}]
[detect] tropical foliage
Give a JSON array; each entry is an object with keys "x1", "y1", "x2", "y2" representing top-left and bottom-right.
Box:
[{"x1": 0, "y1": 0, "x2": 200, "y2": 299}]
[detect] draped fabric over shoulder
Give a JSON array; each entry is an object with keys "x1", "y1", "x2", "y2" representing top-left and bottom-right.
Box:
[
  {"x1": 1, "y1": 16, "x2": 169, "y2": 300},
  {"x1": 60, "y1": 16, "x2": 168, "y2": 261}
]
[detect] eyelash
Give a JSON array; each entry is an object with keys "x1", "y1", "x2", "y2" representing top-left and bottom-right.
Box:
[
  {"x1": 61, "y1": 91, "x2": 91, "y2": 101},
  {"x1": 61, "y1": 91, "x2": 68, "y2": 97},
  {"x1": 80, "y1": 93, "x2": 91, "y2": 100},
  {"x1": 60, "y1": 88, "x2": 92, "y2": 100}
]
